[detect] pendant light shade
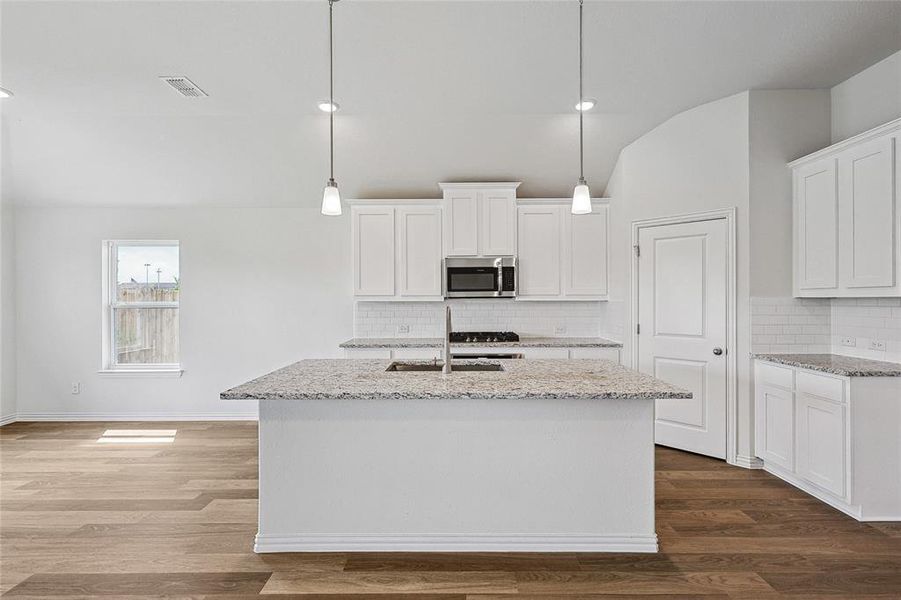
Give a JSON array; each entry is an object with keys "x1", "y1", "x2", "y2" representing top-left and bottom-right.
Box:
[
  {"x1": 572, "y1": 178, "x2": 591, "y2": 215},
  {"x1": 571, "y1": 0, "x2": 592, "y2": 215},
  {"x1": 321, "y1": 0, "x2": 341, "y2": 216},
  {"x1": 322, "y1": 179, "x2": 341, "y2": 216}
]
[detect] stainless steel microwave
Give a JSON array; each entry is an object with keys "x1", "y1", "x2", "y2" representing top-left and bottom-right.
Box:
[{"x1": 444, "y1": 257, "x2": 516, "y2": 298}]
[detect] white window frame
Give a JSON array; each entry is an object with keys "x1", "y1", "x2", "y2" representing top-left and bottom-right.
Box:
[{"x1": 100, "y1": 240, "x2": 182, "y2": 376}]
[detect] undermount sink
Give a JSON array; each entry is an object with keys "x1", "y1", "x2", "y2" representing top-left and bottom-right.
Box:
[{"x1": 385, "y1": 362, "x2": 505, "y2": 373}]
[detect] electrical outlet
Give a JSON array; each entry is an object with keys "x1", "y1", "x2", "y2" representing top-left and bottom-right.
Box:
[
  {"x1": 869, "y1": 340, "x2": 886, "y2": 352},
  {"x1": 71, "y1": 382, "x2": 81, "y2": 395},
  {"x1": 841, "y1": 337, "x2": 856, "y2": 348},
  {"x1": 396, "y1": 324, "x2": 410, "y2": 335},
  {"x1": 554, "y1": 325, "x2": 566, "y2": 335}
]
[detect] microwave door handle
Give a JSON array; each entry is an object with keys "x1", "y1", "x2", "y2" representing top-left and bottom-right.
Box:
[{"x1": 497, "y1": 267, "x2": 503, "y2": 294}]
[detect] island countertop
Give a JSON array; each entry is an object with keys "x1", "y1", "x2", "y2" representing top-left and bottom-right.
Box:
[
  {"x1": 339, "y1": 336, "x2": 622, "y2": 349},
  {"x1": 220, "y1": 359, "x2": 691, "y2": 401}
]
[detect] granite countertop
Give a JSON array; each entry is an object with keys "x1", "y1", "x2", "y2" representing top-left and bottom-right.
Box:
[
  {"x1": 221, "y1": 359, "x2": 689, "y2": 401},
  {"x1": 753, "y1": 353, "x2": 901, "y2": 377},
  {"x1": 339, "y1": 336, "x2": 623, "y2": 349}
]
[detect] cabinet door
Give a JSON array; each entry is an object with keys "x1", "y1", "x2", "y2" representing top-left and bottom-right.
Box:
[
  {"x1": 397, "y1": 207, "x2": 442, "y2": 298},
  {"x1": 352, "y1": 206, "x2": 395, "y2": 296},
  {"x1": 796, "y1": 392, "x2": 847, "y2": 498},
  {"x1": 517, "y1": 205, "x2": 562, "y2": 297},
  {"x1": 754, "y1": 383, "x2": 795, "y2": 472},
  {"x1": 839, "y1": 136, "x2": 896, "y2": 290},
  {"x1": 443, "y1": 190, "x2": 479, "y2": 256},
  {"x1": 480, "y1": 189, "x2": 516, "y2": 256},
  {"x1": 519, "y1": 347, "x2": 569, "y2": 359},
  {"x1": 563, "y1": 204, "x2": 608, "y2": 297},
  {"x1": 794, "y1": 159, "x2": 838, "y2": 292}
]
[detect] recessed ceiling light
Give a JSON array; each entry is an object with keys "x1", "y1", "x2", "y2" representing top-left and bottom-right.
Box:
[
  {"x1": 575, "y1": 98, "x2": 596, "y2": 112},
  {"x1": 0, "y1": 87, "x2": 13, "y2": 99},
  {"x1": 318, "y1": 100, "x2": 340, "y2": 113}
]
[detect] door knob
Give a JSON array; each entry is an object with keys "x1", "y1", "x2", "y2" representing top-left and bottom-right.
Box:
[{"x1": 713, "y1": 347, "x2": 724, "y2": 356}]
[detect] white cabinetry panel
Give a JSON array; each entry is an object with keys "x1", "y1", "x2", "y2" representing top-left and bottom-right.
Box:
[
  {"x1": 796, "y1": 392, "x2": 847, "y2": 498},
  {"x1": 443, "y1": 189, "x2": 479, "y2": 256},
  {"x1": 480, "y1": 189, "x2": 516, "y2": 256},
  {"x1": 794, "y1": 159, "x2": 838, "y2": 292},
  {"x1": 517, "y1": 205, "x2": 562, "y2": 297},
  {"x1": 839, "y1": 136, "x2": 896, "y2": 290},
  {"x1": 352, "y1": 203, "x2": 442, "y2": 301},
  {"x1": 398, "y1": 207, "x2": 442, "y2": 297},
  {"x1": 791, "y1": 118, "x2": 900, "y2": 297},
  {"x1": 353, "y1": 207, "x2": 395, "y2": 297},
  {"x1": 563, "y1": 206, "x2": 609, "y2": 297},
  {"x1": 755, "y1": 384, "x2": 795, "y2": 472}
]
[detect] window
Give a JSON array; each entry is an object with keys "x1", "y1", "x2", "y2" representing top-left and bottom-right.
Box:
[{"x1": 102, "y1": 241, "x2": 180, "y2": 372}]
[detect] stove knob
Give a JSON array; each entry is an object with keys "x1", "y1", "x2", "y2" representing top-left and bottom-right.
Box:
[{"x1": 465, "y1": 336, "x2": 472, "y2": 343}]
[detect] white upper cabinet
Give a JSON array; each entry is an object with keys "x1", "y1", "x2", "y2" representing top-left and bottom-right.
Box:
[
  {"x1": 517, "y1": 200, "x2": 610, "y2": 301},
  {"x1": 794, "y1": 158, "x2": 838, "y2": 293},
  {"x1": 517, "y1": 204, "x2": 563, "y2": 297},
  {"x1": 351, "y1": 202, "x2": 443, "y2": 301},
  {"x1": 440, "y1": 183, "x2": 519, "y2": 257},
  {"x1": 563, "y1": 205, "x2": 609, "y2": 297},
  {"x1": 838, "y1": 136, "x2": 896, "y2": 290},
  {"x1": 397, "y1": 207, "x2": 443, "y2": 297},
  {"x1": 353, "y1": 206, "x2": 395, "y2": 297},
  {"x1": 791, "y1": 118, "x2": 900, "y2": 297}
]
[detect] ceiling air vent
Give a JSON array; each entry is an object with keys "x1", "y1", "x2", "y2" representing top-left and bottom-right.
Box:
[{"x1": 160, "y1": 76, "x2": 208, "y2": 98}]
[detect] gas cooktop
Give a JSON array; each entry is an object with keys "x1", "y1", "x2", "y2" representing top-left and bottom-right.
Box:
[{"x1": 449, "y1": 331, "x2": 520, "y2": 344}]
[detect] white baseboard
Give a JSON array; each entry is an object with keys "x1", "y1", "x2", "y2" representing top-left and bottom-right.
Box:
[
  {"x1": 254, "y1": 533, "x2": 659, "y2": 553},
  {"x1": 732, "y1": 454, "x2": 764, "y2": 469},
  {"x1": 6, "y1": 411, "x2": 258, "y2": 423},
  {"x1": 0, "y1": 413, "x2": 16, "y2": 427}
]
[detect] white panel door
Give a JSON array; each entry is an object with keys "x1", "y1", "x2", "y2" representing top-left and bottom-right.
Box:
[
  {"x1": 397, "y1": 207, "x2": 442, "y2": 297},
  {"x1": 795, "y1": 159, "x2": 838, "y2": 292},
  {"x1": 796, "y1": 392, "x2": 846, "y2": 498},
  {"x1": 563, "y1": 205, "x2": 609, "y2": 298},
  {"x1": 754, "y1": 383, "x2": 794, "y2": 472},
  {"x1": 838, "y1": 136, "x2": 896, "y2": 290},
  {"x1": 443, "y1": 190, "x2": 479, "y2": 256},
  {"x1": 517, "y1": 205, "x2": 562, "y2": 297},
  {"x1": 480, "y1": 189, "x2": 516, "y2": 256},
  {"x1": 638, "y1": 219, "x2": 728, "y2": 459},
  {"x1": 352, "y1": 206, "x2": 395, "y2": 297}
]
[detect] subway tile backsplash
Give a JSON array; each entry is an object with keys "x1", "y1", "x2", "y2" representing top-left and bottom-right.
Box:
[
  {"x1": 751, "y1": 296, "x2": 901, "y2": 363},
  {"x1": 354, "y1": 300, "x2": 610, "y2": 339}
]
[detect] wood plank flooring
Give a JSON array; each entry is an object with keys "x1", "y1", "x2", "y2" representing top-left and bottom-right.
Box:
[{"x1": 2, "y1": 421, "x2": 900, "y2": 598}]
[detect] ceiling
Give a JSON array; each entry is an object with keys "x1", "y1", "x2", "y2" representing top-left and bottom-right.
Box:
[{"x1": 2, "y1": 1, "x2": 900, "y2": 207}]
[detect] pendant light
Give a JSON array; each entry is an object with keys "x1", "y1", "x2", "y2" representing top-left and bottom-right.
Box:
[
  {"x1": 571, "y1": 0, "x2": 592, "y2": 215},
  {"x1": 321, "y1": 0, "x2": 342, "y2": 216}
]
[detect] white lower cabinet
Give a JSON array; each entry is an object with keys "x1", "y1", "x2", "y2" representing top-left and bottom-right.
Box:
[
  {"x1": 755, "y1": 383, "x2": 795, "y2": 472},
  {"x1": 795, "y1": 392, "x2": 847, "y2": 498},
  {"x1": 754, "y1": 359, "x2": 900, "y2": 521}
]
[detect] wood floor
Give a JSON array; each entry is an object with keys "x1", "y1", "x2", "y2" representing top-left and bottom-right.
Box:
[{"x1": 2, "y1": 421, "x2": 900, "y2": 598}]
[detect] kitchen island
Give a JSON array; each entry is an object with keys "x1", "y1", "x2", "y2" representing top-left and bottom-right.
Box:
[{"x1": 222, "y1": 358, "x2": 690, "y2": 553}]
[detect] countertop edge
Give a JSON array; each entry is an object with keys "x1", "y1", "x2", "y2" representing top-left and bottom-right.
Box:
[{"x1": 752, "y1": 353, "x2": 901, "y2": 377}]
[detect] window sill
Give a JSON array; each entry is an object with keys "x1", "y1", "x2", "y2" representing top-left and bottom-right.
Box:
[{"x1": 97, "y1": 368, "x2": 184, "y2": 378}]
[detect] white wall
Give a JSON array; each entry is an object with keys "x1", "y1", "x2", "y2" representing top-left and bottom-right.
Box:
[
  {"x1": 13, "y1": 207, "x2": 352, "y2": 420},
  {"x1": 831, "y1": 50, "x2": 901, "y2": 142},
  {"x1": 1, "y1": 205, "x2": 14, "y2": 423}
]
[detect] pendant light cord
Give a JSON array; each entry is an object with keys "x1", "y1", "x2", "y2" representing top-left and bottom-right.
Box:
[
  {"x1": 578, "y1": 0, "x2": 584, "y2": 183},
  {"x1": 329, "y1": 0, "x2": 335, "y2": 183}
]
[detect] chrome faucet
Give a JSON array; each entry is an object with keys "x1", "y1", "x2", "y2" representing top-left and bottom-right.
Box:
[{"x1": 443, "y1": 305, "x2": 452, "y2": 374}]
